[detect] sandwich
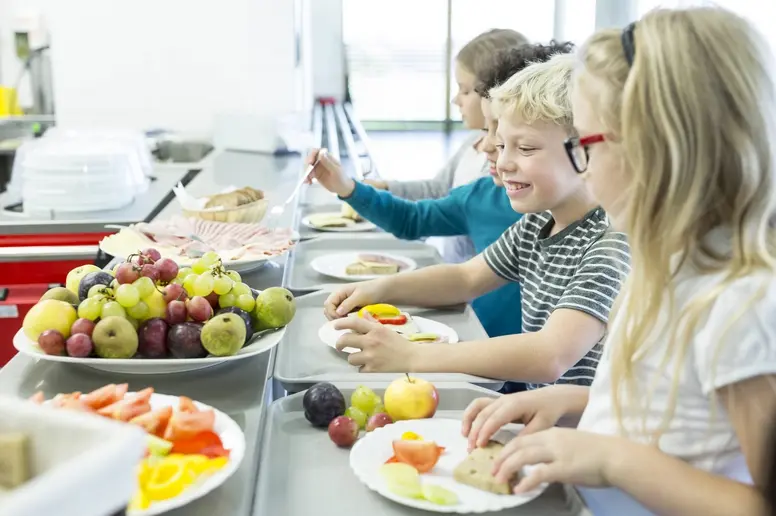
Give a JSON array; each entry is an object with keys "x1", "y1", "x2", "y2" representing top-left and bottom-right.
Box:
[
  {"x1": 345, "y1": 254, "x2": 407, "y2": 276},
  {"x1": 308, "y1": 213, "x2": 355, "y2": 228},
  {"x1": 453, "y1": 441, "x2": 518, "y2": 495},
  {"x1": 340, "y1": 203, "x2": 364, "y2": 222}
]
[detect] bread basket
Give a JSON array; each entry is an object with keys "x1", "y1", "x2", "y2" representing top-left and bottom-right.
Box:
[{"x1": 183, "y1": 198, "x2": 268, "y2": 224}]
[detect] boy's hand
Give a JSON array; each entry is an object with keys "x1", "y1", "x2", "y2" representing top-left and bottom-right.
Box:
[
  {"x1": 333, "y1": 316, "x2": 418, "y2": 372},
  {"x1": 323, "y1": 281, "x2": 387, "y2": 320},
  {"x1": 305, "y1": 148, "x2": 356, "y2": 197},
  {"x1": 461, "y1": 386, "x2": 574, "y2": 450}
]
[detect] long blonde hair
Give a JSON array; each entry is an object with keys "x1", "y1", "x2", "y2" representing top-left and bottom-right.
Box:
[{"x1": 576, "y1": 7, "x2": 776, "y2": 437}]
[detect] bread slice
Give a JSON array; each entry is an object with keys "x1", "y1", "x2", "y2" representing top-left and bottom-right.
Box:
[
  {"x1": 345, "y1": 261, "x2": 399, "y2": 275},
  {"x1": 340, "y1": 203, "x2": 363, "y2": 222},
  {"x1": 308, "y1": 214, "x2": 355, "y2": 228},
  {"x1": 0, "y1": 432, "x2": 30, "y2": 489},
  {"x1": 453, "y1": 441, "x2": 518, "y2": 495}
]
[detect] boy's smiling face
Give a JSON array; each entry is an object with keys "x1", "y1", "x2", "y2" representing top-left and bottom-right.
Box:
[{"x1": 495, "y1": 113, "x2": 583, "y2": 214}]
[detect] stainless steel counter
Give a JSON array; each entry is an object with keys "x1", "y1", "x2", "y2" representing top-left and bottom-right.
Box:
[{"x1": 0, "y1": 149, "x2": 310, "y2": 515}]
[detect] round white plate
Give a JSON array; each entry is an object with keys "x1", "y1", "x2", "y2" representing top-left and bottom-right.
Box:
[
  {"x1": 350, "y1": 418, "x2": 547, "y2": 513},
  {"x1": 319, "y1": 316, "x2": 459, "y2": 354},
  {"x1": 13, "y1": 326, "x2": 285, "y2": 374},
  {"x1": 301, "y1": 213, "x2": 377, "y2": 233},
  {"x1": 310, "y1": 252, "x2": 417, "y2": 281}
]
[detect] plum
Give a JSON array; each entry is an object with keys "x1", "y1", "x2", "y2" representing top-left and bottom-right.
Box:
[
  {"x1": 139, "y1": 318, "x2": 169, "y2": 358},
  {"x1": 303, "y1": 382, "x2": 346, "y2": 428},
  {"x1": 66, "y1": 333, "x2": 94, "y2": 358},
  {"x1": 328, "y1": 416, "x2": 359, "y2": 447},
  {"x1": 216, "y1": 306, "x2": 253, "y2": 344},
  {"x1": 167, "y1": 322, "x2": 207, "y2": 359},
  {"x1": 77, "y1": 271, "x2": 114, "y2": 301},
  {"x1": 38, "y1": 330, "x2": 66, "y2": 356}
]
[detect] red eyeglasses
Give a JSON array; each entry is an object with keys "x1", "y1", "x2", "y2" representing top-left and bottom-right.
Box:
[{"x1": 564, "y1": 134, "x2": 606, "y2": 173}]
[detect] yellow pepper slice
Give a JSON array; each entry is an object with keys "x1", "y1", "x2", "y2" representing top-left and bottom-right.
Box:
[
  {"x1": 358, "y1": 304, "x2": 400, "y2": 318},
  {"x1": 144, "y1": 458, "x2": 194, "y2": 501},
  {"x1": 401, "y1": 431, "x2": 423, "y2": 441},
  {"x1": 128, "y1": 489, "x2": 151, "y2": 511}
]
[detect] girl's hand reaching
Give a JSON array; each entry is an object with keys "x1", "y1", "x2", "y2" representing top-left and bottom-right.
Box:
[
  {"x1": 492, "y1": 428, "x2": 630, "y2": 493},
  {"x1": 305, "y1": 148, "x2": 356, "y2": 198},
  {"x1": 462, "y1": 385, "x2": 588, "y2": 451}
]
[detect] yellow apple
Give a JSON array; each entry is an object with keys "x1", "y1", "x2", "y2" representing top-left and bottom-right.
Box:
[
  {"x1": 384, "y1": 375, "x2": 439, "y2": 421},
  {"x1": 23, "y1": 300, "x2": 78, "y2": 341},
  {"x1": 65, "y1": 264, "x2": 101, "y2": 294}
]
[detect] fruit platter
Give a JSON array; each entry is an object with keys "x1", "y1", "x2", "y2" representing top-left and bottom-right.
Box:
[
  {"x1": 14, "y1": 248, "x2": 296, "y2": 374},
  {"x1": 29, "y1": 384, "x2": 245, "y2": 515},
  {"x1": 298, "y1": 379, "x2": 545, "y2": 513},
  {"x1": 99, "y1": 215, "x2": 298, "y2": 272}
]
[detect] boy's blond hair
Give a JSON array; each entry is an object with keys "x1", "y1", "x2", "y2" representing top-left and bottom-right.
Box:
[{"x1": 488, "y1": 53, "x2": 575, "y2": 130}]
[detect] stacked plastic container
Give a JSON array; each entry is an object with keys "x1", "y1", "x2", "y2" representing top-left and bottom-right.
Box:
[{"x1": 11, "y1": 128, "x2": 152, "y2": 214}]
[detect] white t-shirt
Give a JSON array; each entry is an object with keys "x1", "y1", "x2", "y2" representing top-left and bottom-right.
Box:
[{"x1": 576, "y1": 256, "x2": 776, "y2": 515}]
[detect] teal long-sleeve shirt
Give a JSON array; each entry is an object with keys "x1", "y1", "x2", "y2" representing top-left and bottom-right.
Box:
[{"x1": 342, "y1": 177, "x2": 523, "y2": 337}]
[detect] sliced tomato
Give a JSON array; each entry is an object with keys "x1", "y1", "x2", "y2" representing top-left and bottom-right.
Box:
[
  {"x1": 28, "y1": 391, "x2": 45, "y2": 404},
  {"x1": 170, "y1": 430, "x2": 229, "y2": 458},
  {"x1": 50, "y1": 392, "x2": 81, "y2": 408},
  {"x1": 376, "y1": 315, "x2": 408, "y2": 325},
  {"x1": 163, "y1": 410, "x2": 216, "y2": 442},
  {"x1": 178, "y1": 396, "x2": 199, "y2": 413},
  {"x1": 392, "y1": 440, "x2": 443, "y2": 473},
  {"x1": 384, "y1": 455, "x2": 400, "y2": 464},
  {"x1": 116, "y1": 383, "x2": 129, "y2": 399},
  {"x1": 98, "y1": 397, "x2": 152, "y2": 422},
  {"x1": 81, "y1": 384, "x2": 119, "y2": 410},
  {"x1": 129, "y1": 406, "x2": 173, "y2": 438},
  {"x1": 57, "y1": 398, "x2": 94, "y2": 412}
]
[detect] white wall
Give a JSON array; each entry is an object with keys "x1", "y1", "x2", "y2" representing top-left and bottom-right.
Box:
[{"x1": 0, "y1": 0, "x2": 308, "y2": 134}]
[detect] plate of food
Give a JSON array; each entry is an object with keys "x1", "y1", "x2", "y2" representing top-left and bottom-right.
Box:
[
  {"x1": 14, "y1": 249, "x2": 296, "y2": 374},
  {"x1": 100, "y1": 215, "x2": 297, "y2": 272},
  {"x1": 30, "y1": 385, "x2": 245, "y2": 516},
  {"x1": 319, "y1": 304, "x2": 458, "y2": 353},
  {"x1": 349, "y1": 418, "x2": 547, "y2": 513},
  {"x1": 302, "y1": 204, "x2": 377, "y2": 233},
  {"x1": 310, "y1": 252, "x2": 417, "y2": 281}
]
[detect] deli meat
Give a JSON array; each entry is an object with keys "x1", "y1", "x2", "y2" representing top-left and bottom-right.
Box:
[{"x1": 132, "y1": 216, "x2": 295, "y2": 258}]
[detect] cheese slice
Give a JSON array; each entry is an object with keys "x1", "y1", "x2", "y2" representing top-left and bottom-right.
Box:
[
  {"x1": 0, "y1": 433, "x2": 30, "y2": 489},
  {"x1": 345, "y1": 260, "x2": 400, "y2": 275}
]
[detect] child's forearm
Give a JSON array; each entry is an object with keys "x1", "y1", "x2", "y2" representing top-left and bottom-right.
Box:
[
  {"x1": 377, "y1": 264, "x2": 481, "y2": 307},
  {"x1": 409, "y1": 332, "x2": 571, "y2": 382},
  {"x1": 606, "y1": 441, "x2": 766, "y2": 516}
]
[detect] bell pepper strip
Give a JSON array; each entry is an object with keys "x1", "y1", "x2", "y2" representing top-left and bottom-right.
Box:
[
  {"x1": 170, "y1": 430, "x2": 230, "y2": 458},
  {"x1": 358, "y1": 304, "x2": 401, "y2": 318},
  {"x1": 163, "y1": 410, "x2": 217, "y2": 442},
  {"x1": 375, "y1": 314, "x2": 408, "y2": 325}
]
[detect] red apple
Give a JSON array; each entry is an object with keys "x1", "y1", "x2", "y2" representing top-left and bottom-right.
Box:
[
  {"x1": 328, "y1": 416, "x2": 359, "y2": 447},
  {"x1": 384, "y1": 375, "x2": 439, "y2": 421},
  {"x1": 366, "y1": 412, "x2": 393, "y2": 432}
]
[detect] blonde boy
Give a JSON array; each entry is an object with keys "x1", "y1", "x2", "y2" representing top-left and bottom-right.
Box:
[{"x1": 325, "y1": 54, "x2": 630, "y2": 387}]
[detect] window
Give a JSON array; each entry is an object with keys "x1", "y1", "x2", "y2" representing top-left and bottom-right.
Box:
[{"x1": 343, "y1": 0, "x2": 565, "y2": 123}]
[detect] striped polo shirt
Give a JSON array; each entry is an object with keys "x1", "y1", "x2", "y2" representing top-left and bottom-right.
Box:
[{"x1": 483, "y1": 207, "x2": 630, "y2": 388}]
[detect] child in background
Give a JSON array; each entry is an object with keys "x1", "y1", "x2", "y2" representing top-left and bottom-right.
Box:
[
  {"x1": 307, "y1": 41, "x2": 573, "y2": 341},
  {"x1": 462, "y1": 8, "x2": 776, "y2": 515},
  {"x1": 366, "y1": 28, "x2": 528, "y2": 264},
  {"x1": 320, "y1": 54, "x2": 630, "y2": 387}
]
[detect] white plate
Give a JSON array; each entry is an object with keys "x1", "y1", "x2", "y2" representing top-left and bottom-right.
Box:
[
  {"x1": 319, "y1": 316, "x2": 459, "y2": 354},
  {"x1": 310, "y1": 252, "x2": 417, "y2": 281},
  {"x1": 13, "y1": 327, "x2": 286, "y2": 374},
  {"x1": 350, "y1": 419, "x2": 547, "y2": 513},
  {"x1": 301, "y1": 213, "x2": 377, "y2": 233}
]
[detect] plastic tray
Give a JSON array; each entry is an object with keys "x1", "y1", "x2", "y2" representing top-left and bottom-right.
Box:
[
  {"x1": 273, "y1": 291, "x2": 503, "y2": 391},
  {"x1": 283, "y1": 237, "x2": 442, "y2": 293},
  {"x1": 252, "y1": 383, "x2": 588, "y2": 516}
]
